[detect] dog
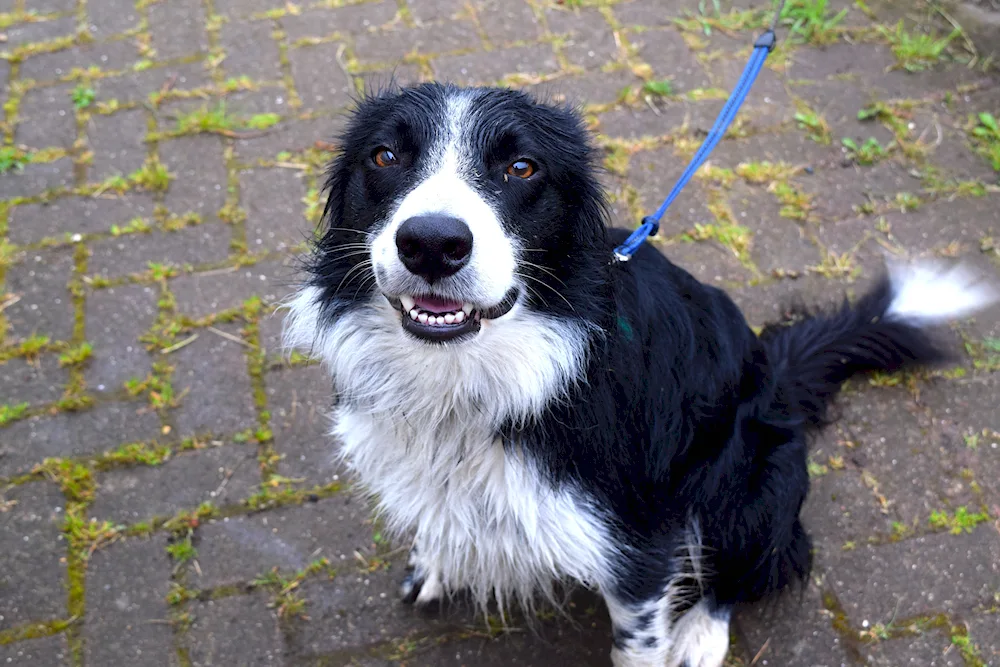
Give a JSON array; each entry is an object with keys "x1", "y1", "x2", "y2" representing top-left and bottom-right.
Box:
[{"x1": 282, "y1": 83, "x2": 996, "y2": 666}]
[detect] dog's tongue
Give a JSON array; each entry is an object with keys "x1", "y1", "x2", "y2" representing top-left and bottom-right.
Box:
[{"x1": 414, "y1": 296, "x2": 463, "y2": 313}]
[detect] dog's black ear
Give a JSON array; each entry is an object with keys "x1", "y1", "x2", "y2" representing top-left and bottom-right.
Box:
[{"x1": 319, "y1": 151, "x2": 350, "y2": 236}]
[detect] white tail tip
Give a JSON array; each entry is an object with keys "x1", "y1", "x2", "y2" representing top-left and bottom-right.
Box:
[{"x1": 886, "y1": 260, "x2": 998, "y2": 325}]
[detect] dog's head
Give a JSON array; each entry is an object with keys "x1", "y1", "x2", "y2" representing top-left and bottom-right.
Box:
[{"x1": 305, "y1": 83, "x2": 609, "y2": 345}]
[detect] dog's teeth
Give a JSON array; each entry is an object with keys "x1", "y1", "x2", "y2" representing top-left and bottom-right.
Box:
[
  {"x1": 409, "y1": 309, "x2": 419, "y2": 320},
  {"x1": 417, "y1": 312, "x2": 429, "y2": 324},
  {"x1": 444, "y1": 313, "x2": 456, "y2": 324},
  {"x1": 455, "y1": 310, "x2": 465, "y2": 323},
  {"x1": 462, "y1": 303, "x2": 473, "y2": 315},
  {"x1": 400, "y1": 295, "x2": 415, "y2": 311},
  {"x1": 435, "y1": 316, "x2": 445, "y2": 325}
]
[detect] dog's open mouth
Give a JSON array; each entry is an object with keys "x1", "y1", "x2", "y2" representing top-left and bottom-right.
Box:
[{"x1": 385, "y1": 289, "x2": 519, "y2": 342}]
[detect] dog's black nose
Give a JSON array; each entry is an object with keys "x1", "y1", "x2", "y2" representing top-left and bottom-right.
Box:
[{"x1": 395, "y1": 215, "x2": 473, "y2": 283}]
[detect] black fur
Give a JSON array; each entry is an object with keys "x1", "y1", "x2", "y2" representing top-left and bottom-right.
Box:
[{"x1": 304, "y1": 82, "x2": 957, "y2": 653}]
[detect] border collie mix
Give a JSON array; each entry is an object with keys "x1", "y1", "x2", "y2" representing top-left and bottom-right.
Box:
[{"x1": 284, "y1": 83, "x2": 995, "y2": 666}]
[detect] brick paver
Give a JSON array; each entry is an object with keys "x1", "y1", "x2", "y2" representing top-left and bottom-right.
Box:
[{"x1": 1, "y1": 0, "x2": 999, "y2": 664}]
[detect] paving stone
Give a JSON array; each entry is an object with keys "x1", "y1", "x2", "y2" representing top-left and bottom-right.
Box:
[
  {"x1": 527, "y1": 69, "x2": 631, "y2": 107},
  {"x1": 84, "y1": 537, "x2": 176, "y2": 667},
  {"x1": 14, "y1": 83, "x2": 77, "y2": 150},
  {"x1": 614, "y1": 0, "x2": 681, "y2": 28},
  {"x1": 0, "y1": 158, "x2": 74, "y2": 199},
  {"x1": 629, "y1": 27, "x2": 713, "y2": 93},
  {"x1": 159, "y1": 136, "x2": 228, "y2": 218},
  {"x1": 170, "y1": 260, "x2": 293, "y2": 320},
  {"x1": 864, "y1": 632, "x2": 963, "y2": 667},
  {"x1": 258, "y1": 308, "x2": 287, "y2": 359},
  {"x1": 353, "y1": 20, "x2": 482, "y2": 63},
  {"x1": 29, "y1": 0, "x2": 76, "y2": 12},
  {"x1": 91, "y1": 444, "x2": 261, "y2": 525},
  {"x1": 0, "y1": 634, "x2": 70, "y2": 665},
  {"x1": 190, "y1": 492, "x2": 372, "y2": 588},
  {"x1": 2, "y1": 246, "x2": 76, "y2": 343},
  {"x1": 87, "y1": 0, "x2": 142, "y2": 38},
  {"x1": 171, "y1": 328, "x2": 257, "y2": 437},
  {"x1": 87, "y1": 108, "x2": 149, "y2": 182},
  {"x1": 148, "y1": 0, "x2": 208, "y2": 60},
  {"x1": 966, "y1": 614, "x2": 1000, "y2": 665},
  {"x1": 8, "y1": 193, "x2": 156, "y2": 246},
  {"x1": 219, "y1": 19, "x2": 283, "y2": 81},
  {"x1": 0, "y1": 483, "x2": 65, "y2": 629},
  {"x1": 475, "y1": 0, "x2": 542, "y2": 47},
  {"x1": 826, "y1": 525, "x2": 1000, "y2": 626},
  {"x1": 266, "y1": 365, "x2": 339, "y2": 486},
  {"x1": 4, "y1": 17, "x2": 76, "y2": 46},
  {"x1": 233, "y1": 115, "x2": 343, "y2": 162},
  {"x1": 87, "y1": 224, "x2": 234, "y2": 279},
  {"x1": 662, "y1": 238, "x2": 753, "y2": 286},
  {"x1": 406, "y1": 0, "x2": 467, "y2": 23},
  {"x1": 802, "y1": 463, "x2": 894, "y2": 553},
  {"x1": 546, "y1": 7, "x2": 617, "y2": 71},
  {"x1": 734, "y1": 579, "x2": 854, "y2": 667},
  {"x1": 877, "y1": 195, "x2": 999, "y2": 257},
  {"x1": 432, "y1": 46, "x2": 560, "y2": 86},
  {"x1": 84, "y1": 283, "x2": 158, "y2": 393},
  {"x1": 287, "y1": 43, "x2": 359, "y2": 109},
  {"x1": 95, "y1": 62, "x2": 211, "y2": 106},
  {"x1": 0, "y1": 402, "x2": 162, "y2": 478},
  {"x1": 183, "y1": 594, "x2": 283, "y2": 666},
  {"x1": 241, "y1": 167, "x2": 310, "y2": 253},
  {"x1": 214, "y1": 0, "x2": 284, "y2": 18},
  {"x1": 0, "y1": 355, "x2": 67, "y2": 407},
  {"x1": 800, "y1": 160, "x2": 921, "y2": 224},
  {"x1": 626, "y1": 147, "x2": 714, "y2": 236},
  {"x1": 727, "y1": 182, "x2": 823, "y2": 275},
  {"x1": 921, "y1": 375, "x2": 1000, "y2": 436},
  {"x1": 281, "y1": 2, "x2": 399, "y2": 42},
  {"x1": 837, "y1": 386, "x2": 989, "y2": 523},
  {"x1": 597, "y1": 101, "x2": 717, "y2": 139},
  {"x1": 18, "y1": 39, "x2": 139, "y2": 82},
  {"x1": 289, "y1": 582, "x2": 611, "y2": 663}
]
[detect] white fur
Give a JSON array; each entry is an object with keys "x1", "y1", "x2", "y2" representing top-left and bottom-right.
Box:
[
  {"x1": 369, "y1": 91, "x2": 518, "y2": 307},
  {"x1": 606, "y1": 521, "x2": 713, "y2": 667},
  {"x1": 886, "y1": 260, "x2": 997, "y2": 324},
  {"x1": 282, "y1": 286, "x2": 613, "y2": 610},
  {"x1": 666, "y1": 600, "x2": 730, "y2": 667}
]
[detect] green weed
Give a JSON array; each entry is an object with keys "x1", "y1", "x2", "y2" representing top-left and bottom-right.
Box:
[
  {"x1": 0, "y1": 146, "x2": 31, "y2": 174},
  {"x1": 70, "y1": 85, "x2": 96, "y2": 110},
  {"x1": 0, "y1": 402, "x2": 29, "y2": 426},
  {"x1": 842, "y1": 137, "x2": 890, "y2": 165},
  {"x1": 642, "y1": 79, "x2": 674, "y2": 97},
  {"x1": 794, "y1": 108, "x2": 832, "y2": 144},
  {"x1": 780, "y1": 0, "x2": 848, "y2": 45},
  {"x1": 879, "y1": 20, "x2": 959, "y2": 72},
  {"x1": 969, "y1": 112, "x2": 1000, "y2": 171}
]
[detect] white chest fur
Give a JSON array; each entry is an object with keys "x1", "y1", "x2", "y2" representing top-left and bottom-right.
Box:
[
  {"x1": 334, "y1": 406, "x2": 614, "y2": 609},
  {"x1": 283, "y1": 287, "x2": 614, "y2": 607}
]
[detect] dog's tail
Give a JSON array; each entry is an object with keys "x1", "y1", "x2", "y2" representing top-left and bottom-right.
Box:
[{"x1": 760, "y1": 261, "x2": 997, "y2": 428}]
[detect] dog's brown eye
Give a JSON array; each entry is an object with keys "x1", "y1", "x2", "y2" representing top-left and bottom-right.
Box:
[
  {"x1": 507, "y1": 159, "x2": 536, "y2": 179},
  {"x1": 373, "y1": 148, "x2": 398, "y2": 168}
]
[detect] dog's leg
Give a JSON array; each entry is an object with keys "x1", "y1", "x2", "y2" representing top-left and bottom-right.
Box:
[
  {"x1": 665, "y1": 598, "x2": 730, "y2": 667},
  {"x1": 604, "y1": 593, "x2": 672, "y2": 667},
  {"x1": 399, "y1": 544, "x2": 444, "y2": 608}
]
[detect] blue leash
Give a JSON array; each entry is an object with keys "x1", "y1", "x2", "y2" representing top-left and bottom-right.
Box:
[{"x1": 613, "y1": 27, "x2": 779, "y2": 262}]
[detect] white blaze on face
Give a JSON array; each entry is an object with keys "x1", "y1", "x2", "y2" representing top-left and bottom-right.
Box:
[{"x1": 369, "y1": 91, "x2": 519, "y2": 306}]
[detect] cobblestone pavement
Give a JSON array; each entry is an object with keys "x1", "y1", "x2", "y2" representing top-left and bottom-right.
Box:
[{"x1": 1, "y1": 0, "x2": 999, "y2": 664}]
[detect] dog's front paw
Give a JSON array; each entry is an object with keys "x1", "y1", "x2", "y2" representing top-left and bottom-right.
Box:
[
  {"x1": 399, "y1": 570, "x2": 424, "y2": 605},
  {"x1": 399, "y1": 550, "x2": 444, "y2": 610}
]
